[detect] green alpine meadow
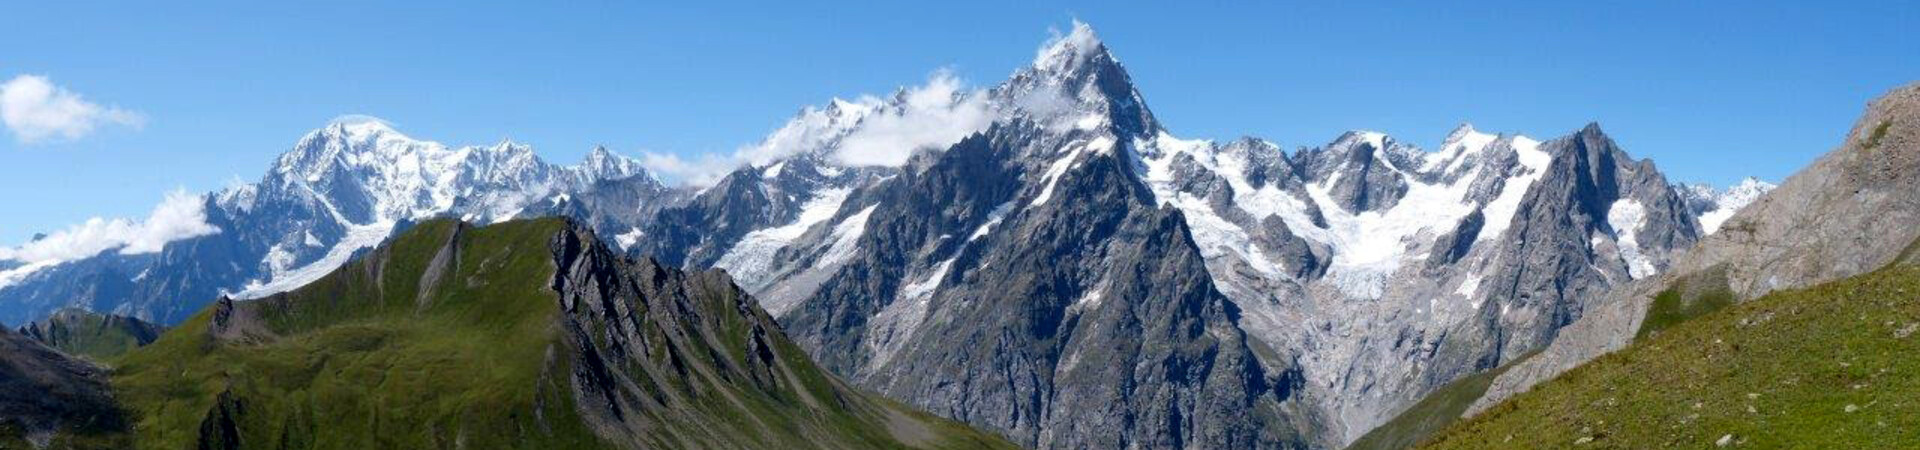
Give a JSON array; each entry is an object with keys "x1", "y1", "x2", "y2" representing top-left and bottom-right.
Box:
[{"x1": 3, "y1": 218, "x2": 1012, "y2": 449}]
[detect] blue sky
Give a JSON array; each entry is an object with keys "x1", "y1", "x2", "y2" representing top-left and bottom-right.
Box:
[{"x1": 1, "y1": 1, "x2": 1915, "y2": 243}]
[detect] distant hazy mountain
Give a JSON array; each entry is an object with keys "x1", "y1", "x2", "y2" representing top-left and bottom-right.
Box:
[
  {"x1": 1678, "y1": 177, "x2": 1777, "y2": 234},
  {"x1": 0, "y1": 119, "x2": 677, "y2": 325}
]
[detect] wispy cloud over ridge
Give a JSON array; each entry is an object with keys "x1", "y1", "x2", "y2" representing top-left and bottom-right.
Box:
[
  {"x1": 0, "y1": 189, "x2": 219, "y2": 266},
  {"x1": 640, "y1": 70, "x2": 993, "y2": 186}
]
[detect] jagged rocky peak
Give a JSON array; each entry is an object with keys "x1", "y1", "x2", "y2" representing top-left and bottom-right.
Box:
[
  {"x1": 997, "y1": 21, "x2": 1158, "y2": 136},
  {"x1": 572, "y1": 145, "x2": 652, "y2": 185}
]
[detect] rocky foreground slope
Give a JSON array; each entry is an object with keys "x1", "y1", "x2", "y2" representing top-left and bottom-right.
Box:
[{"x1": 1425, "y1": 258, "x2": 1920, "y2": 448}]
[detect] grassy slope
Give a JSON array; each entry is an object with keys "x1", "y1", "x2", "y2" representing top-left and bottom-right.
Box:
[
  {"x1": 1423, "y1": 264, "x2": 1920, "y2": 448},
  {"x1": 18, "y1": 309, "x2": 164, "y2": 363},
  {"x1": 1634, "y1": 267, "x2": 1736, "y2": 341},
  {"x1": 110, "y1": 219, "x2": 607, "y2": 449},
  {"x1": 1345, "y1": 354, "x2": 1532, "y2": 450},
  {"x1": 101, "y1": 218, "x2": 1011, "y2": 449}
]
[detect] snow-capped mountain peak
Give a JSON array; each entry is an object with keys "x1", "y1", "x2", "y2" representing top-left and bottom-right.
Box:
[
  {"x1": 1031, "y1": 20, "x2": 1108, "y2": 75},
  {"x1": 576, "y1": 145, "x2": 651, "y2": 185},
  {"x1": 997, "y1": 21, "x2": 1157, "y2": 137},
  {"x1": 1423, "y1": 123, "x2": 1500, "y2": 172},
  {"x1": 216, "y1": 119, "x2": 669, "y2": 300},
  {"x1": 1681, "y1": 176, "x2": 1778, "y2": 233}
]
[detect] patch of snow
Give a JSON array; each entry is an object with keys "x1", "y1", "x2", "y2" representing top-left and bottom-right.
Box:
[
  {"x1": 1031, "y1": 136, "x2": 1114, "y2": 207},
  {"x1": 1607, "y1": 198, "x2": 1656, "y2": 279},
  {"x1": 1074, "y1": 287, "x2": 1104, "y2": 309},
  {"x1": 1422, "y1": 124, "x2": 1498, "y2": 172},
  {"x1": 1074, "y1": 113, "x2": 1106, "y2": 130},
  {"x1": 1475, "y1": 136, "x2": 1550, "y2": 242},
  {"x1": 862, "y1": 247, "x2": 954, "y2": 371},
  {"x1": 303, "y1": 231, "x2": 322, "y2": 247},
  {"x1": 968, "y1": 201, "x2": 1016, "y2": 242},
  {"x1": 1455, "y1": 273, "x2": 1483, "y2": 299},
  {"x1": 614, "y1": 228, "x2": 644, "y2": 250},
  {"x1": 818, "y1": 204, "x2": 879, "y2": 268},
  {"x1": 899, "y1": 258, "x2": 956, "y2": 302}
]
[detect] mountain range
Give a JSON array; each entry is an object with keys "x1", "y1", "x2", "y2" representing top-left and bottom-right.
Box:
[{"x1": 0, "y1": 22, "x2": 1799, "y2": 449}]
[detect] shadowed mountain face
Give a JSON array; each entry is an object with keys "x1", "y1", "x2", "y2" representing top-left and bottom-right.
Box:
[
  {"x1": 0, "y1": 327, "x2": 128, "y2": 449},
  {"x1": 10, "y1": 218, "x2": 1009, "y2": 449}
]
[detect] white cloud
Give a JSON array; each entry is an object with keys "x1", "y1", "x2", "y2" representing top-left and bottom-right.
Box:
[
  {"x1": 0, "y1": 74, "x2": 145, "y2": 143},
  {"x1": 0, "y1": 190, "x2": 220, "y2": 266},
  {"x1": 831, "y1": 70, "x2": 993, "y2": 167},
  {"x1": 636, "y1": 151, "x2": 740, "y2": 187},
  {"x1": 640, "y1": 70, "x2": 996, "y2": 186}
]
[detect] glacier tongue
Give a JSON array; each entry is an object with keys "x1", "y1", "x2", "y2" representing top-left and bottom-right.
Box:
[
  {"x1": 713, "y1": 187, "x2": 853, "y2": 287},
  {"x1": 231, "y1": 220, "x2": 394, "y2": 299}
]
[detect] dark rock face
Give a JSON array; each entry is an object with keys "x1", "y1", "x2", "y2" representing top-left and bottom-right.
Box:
[
  {"x1": 194, "y1": 389, "x2": 245, "y2": 450},
  {"x1": 547, "y1": 221, "x2": 1011, "y2": 448},
  {"x1": 1464, "y1": 124, "x2": 1701, "y2": 361},
  {"x1": 1296, "y1": 133, "x2": 1414, "y2": 214},
  {"x1": 1427, "y1": 210, "x2": 1484, "y2": 269},
  {"x1": 0, "y1": 327, "x2": 126, "y2": 446}
]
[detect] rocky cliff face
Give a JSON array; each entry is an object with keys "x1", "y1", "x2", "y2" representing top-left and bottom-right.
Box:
[
  {"x1": 1469, "y1": 82, "x2": 1920, "y2": 418},
  {"x1": 546, "y1": 220, "x2": 1010, "y2": 449}
]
